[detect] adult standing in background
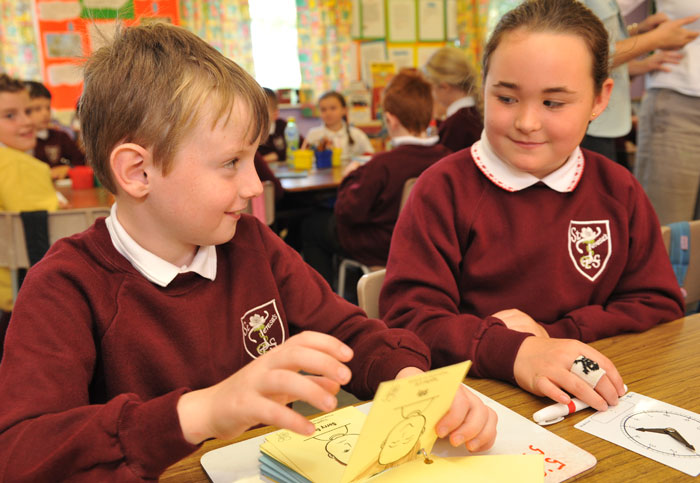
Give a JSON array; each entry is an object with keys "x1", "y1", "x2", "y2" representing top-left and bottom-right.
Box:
[
  {"x1": 423, "y1": 46, "x2": 483, "y2": 153},
  {"x1": 581, "y1": 0, "x2": 697, "y2": 165},
  {"x1": 635, "y1": 2, "x2": 700, "y2": 225}
]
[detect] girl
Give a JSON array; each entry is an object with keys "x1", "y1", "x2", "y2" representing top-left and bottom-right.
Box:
[
  {"x1": 303, "y1": 91, "x2": 374, "y2": 160},
  {"x1": 380, "y1": 0, "x2": 683, "y2": 413},
  {"x1": 423, "y1": 46, "x2": 482, "y2": 152}
]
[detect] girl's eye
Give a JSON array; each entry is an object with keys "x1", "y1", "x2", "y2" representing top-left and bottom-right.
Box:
[
  {"x1": 497, "y1": 96, "x2": 516, "y2": 105},
  {"x1": 543, "y1": 100, "x2": 564, "y2": 108}
]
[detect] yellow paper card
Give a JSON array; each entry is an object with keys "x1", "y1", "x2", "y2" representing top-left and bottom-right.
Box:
[
  {"x1": 341, "y1": 361, "x2": 471, "y2": 483},
  {"x1": 368, "y1": 454, "x2": 544, "y2": 482},
  {"x1": 262, "y1": 405, "x2": 368, "y2": 482}
]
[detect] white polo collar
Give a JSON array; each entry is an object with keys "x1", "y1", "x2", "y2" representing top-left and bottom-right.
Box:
[
  {"x1": 446, "y1": 96, "x2": 476, "y2": 117},
  {"x1": 391, "y1": 135, "x2": 439, "y2": 147},
  {"x1": 105, "y1": 203, "x2": 217, "y2": 287},
  {"x1": 37, "y1": 129, "x2": 49, "y2": 140},
  {"x1": 471, "y1": 133, "x2": 584, "y2": 193}
]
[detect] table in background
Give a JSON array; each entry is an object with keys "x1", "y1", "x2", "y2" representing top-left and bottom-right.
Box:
[
  {"x1": 272, "y1": 163, "x2": 345, "y2": 193},
  {"x1": 56, "y1": 185, "x2": 114, "y2": 209},
  {"x1": 160, "y1": 315, "x2": 700, "y2": 482}
]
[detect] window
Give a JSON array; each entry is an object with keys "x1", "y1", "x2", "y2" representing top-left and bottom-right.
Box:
[{"x1": 249, "y1": 0, "x2": 302, "y2": 90}]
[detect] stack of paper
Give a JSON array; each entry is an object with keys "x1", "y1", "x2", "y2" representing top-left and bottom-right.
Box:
[{"x1": 257, "y1": 361, "x2": 544, "y2": 482}]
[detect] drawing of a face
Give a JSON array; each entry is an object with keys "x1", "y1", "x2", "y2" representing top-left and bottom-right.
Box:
[
  {"x1": 378, "y1": 413, "x2": 425, "y2": 465},
  {"x1": 325, "y1": 433, "x2": 359, "y2": 465}
]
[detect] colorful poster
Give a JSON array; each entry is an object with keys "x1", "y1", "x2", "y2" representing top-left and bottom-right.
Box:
[{"x1": 34, "y1": 0, "x2": 180, "y2": 110}]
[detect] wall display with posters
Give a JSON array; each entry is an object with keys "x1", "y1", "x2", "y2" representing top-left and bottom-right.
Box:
[{"x1": 34, "y1": 0, "x2": 179, "y2": 111}]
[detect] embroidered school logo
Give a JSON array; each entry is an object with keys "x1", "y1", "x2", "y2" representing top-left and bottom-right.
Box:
[
  {"x1": 241, "y1": 299, "x2": 285, "y2": 358},
  {"x1": 45, "y1": 145, "x2": 61, "y2": 164},
  {"x1": 568, "y1": 220, "x2": 612, "y2": 282}
]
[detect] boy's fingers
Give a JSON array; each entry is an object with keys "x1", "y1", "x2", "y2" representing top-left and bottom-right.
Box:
[
  {"x1": 271, "y1": 344, "x2": 352, "y2": 385},
  {"x1": 254, "y1": 398, "x2": 316, "y2": 437},
  {"x1": 285, "y1": 331, "x2": 354, "y2": 362},
  {"x1": 465, "y1": 407, "x2": 498, "y2": 452},
  {"x1": 305, "y1": 374, "x2": 342, "y2": 395},
  {"x1": 261, "y1": 370, "x2": 339, "y2": 413}
]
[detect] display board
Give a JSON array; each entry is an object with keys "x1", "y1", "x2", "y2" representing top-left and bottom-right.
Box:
[{"x1": 34, "y1": 0, "x2": 180, "y2": 110}]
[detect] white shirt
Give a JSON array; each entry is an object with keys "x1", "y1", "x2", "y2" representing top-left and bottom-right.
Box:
[
  {"x1": 646, "y1": 1, "x2": 700, "y2": 97},
  {"x1": 304, "y1": 122, "x2": 374, "y2": 160},
  {"x1": 390, "y1": 134, "x2": 440, "y2": 148},
  {"x1": 472, "y1": 133, "x2": 584, "y2": 193},
  {"x1": 105, "y1": 203, "x2": 217, "y2": 287},
  {"x1": 446, "y1": 96, "x2": 476, "y2": 118}
]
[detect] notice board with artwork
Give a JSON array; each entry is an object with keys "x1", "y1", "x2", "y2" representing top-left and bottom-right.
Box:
[{"x1": 34, "y1": 0, "x2": 180, "y2": 111}]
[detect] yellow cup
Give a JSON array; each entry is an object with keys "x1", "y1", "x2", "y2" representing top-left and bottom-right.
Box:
[
  {"x1": 331, "y1": 147, "x2": 342, "y2": 167},
  {"x1": 293, "y1": 149, "x2": 314, "y2": 170}
]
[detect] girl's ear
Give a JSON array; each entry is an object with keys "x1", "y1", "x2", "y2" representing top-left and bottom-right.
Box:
[
  {"x1": 110, "y1": 142, "x2": 153, "y2": 199},
  {"x1": 591, "y1": 77, "x2": 614, "y2": 121}
]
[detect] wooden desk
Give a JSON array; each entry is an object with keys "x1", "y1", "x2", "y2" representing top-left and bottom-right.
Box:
[
  {"x1": 272, "y1": 163, "x2": 345, "y2": 193},
  {"x1": 160, "y1": 315, "x2": 700, "y2": 482},
  {"x1": 56, "y1": 185, "x2": 114, "y2": 209}
]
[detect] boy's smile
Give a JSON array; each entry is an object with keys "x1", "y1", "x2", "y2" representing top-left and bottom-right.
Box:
[
  {"x1": 483, "y1": 30, "x2": 612, "y2": 179},
  {"x1": 0, "y1": 91, "x2": 36, "y2": 152}
]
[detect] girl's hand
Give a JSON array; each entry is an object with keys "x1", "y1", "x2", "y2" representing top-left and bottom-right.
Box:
[
  {"x1": 513, "y1": 337, "x2": 625, "y2": 412},
  {"x1": 492, "y1": 308, "x2": 549, "y2": 338}
]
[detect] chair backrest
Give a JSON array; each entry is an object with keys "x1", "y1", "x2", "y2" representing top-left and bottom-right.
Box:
[
  {"x1": 661, "y1": 225, "x2": 671, "y2": 255},
  {"x1": 243, "y1": 180, "x2": 275, "y2": 225},
  {"x1": 679, "y1": 221, "x2": 700, "y2": 306},
  {"x1": 357, "y1": 268, "x2": 386, "y2": 319},
  {"x1": 399, "y1": 177, "x2": 418, "y2": 212},
  {"x1": 0, "y1": 207, "x2": 110, "y2": 270}
]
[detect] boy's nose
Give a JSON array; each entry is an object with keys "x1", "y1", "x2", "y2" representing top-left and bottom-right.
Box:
[{"x1": 239, "y1": 164, "x2": 264, "y2": 200}]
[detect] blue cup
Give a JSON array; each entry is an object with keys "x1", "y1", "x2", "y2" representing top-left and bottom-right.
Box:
[{"x1": 315, "y1": 149, "x2": 332, "y2": 169}]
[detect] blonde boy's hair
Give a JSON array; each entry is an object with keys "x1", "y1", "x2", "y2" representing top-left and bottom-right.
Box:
[
  {"x1": 80, "y1": 23, "x2": 269, "y2": 193},
  {"x1": 423, "y1": 46, "x2": 478, "y2": 94}
]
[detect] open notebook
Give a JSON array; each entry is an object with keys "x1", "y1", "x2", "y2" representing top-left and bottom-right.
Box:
[{"x1": 201, "y1": 372, "x2": 596, "y2": 482}]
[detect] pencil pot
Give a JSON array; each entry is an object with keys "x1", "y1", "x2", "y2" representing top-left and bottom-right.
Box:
[
  {"x1": 315, "y1": 149, "x2": 332, "y2": 169},
  {"x1": 68, "y1": 166, "x2": 95, "y2": 189},
  {"x1": 331, "y1": 147, "x2": 342, "y2": 167},
  {"x1": 293, "y1": 149, "x2": 314, "y2": 170}
]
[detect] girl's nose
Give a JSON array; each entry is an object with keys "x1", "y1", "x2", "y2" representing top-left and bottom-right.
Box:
[{"x1": 514, "y1": 104, "x2": 541, "y2": 133}]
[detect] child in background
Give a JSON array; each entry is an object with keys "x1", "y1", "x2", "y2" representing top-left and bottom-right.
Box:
[
  {"x1": 302, "y1": 90, "x2": 374, "y2": 160},
  {"x1": 0, "y1": 24, "x2": 496, "y2": 480},
  {"x1": 25, "y1": 81, "x2": 84, "y2": 179},
  {"x1": 380, "y1": 0, "x2": 683, "y2": 414},
  {"x1": 424, "y1": 46, "x2": 483, "y2": 153},
  {"x1": 302, "y1": 69, "x2": 451, "y2": 286},
  {"x1": 257, "y1": 87, "x2": 294, "y2": 162},
  {"x1": 0, "y1": 74, "x2": 60, "y2": 357}
]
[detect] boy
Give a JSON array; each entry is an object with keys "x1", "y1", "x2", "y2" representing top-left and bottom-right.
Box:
[
  {"x1": 0, "y1": 24, "x2": 496, "y2": 480},
  {"x1": 25, "y1": 80, "x2": 85, "y2": 178},
  {"x1": 0, "y1": 74, "x2": 59, "y2": 351},
  {"x1": 302, "y1": 69, "x2": 451, "y2": 284}
]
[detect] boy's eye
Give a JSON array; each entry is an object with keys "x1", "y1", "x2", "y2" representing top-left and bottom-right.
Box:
[
  {"x1": 224, "y1": 158, "x2": 239, "y2": 169},
  {"x1": 543, "y1": 100, "x2": 564, "y2": 108}
]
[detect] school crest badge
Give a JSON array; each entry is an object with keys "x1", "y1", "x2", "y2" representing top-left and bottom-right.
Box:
[
  {"x1": 241, "y1": 299, "x2": 285, "y2": 358},
  {"x1": 45, "y1": 145, "x2": 61, "y2": 164},
  {"x1": 568, "y1": 220, "x2": 612, "y2": 282}
]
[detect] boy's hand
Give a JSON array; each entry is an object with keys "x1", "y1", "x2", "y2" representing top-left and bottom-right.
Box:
[
  {"x1": 395, "y1": 367, "x2": 497, "y2": 452},
  {"x1": 341, "y1": 161, "x2": 361, "y2": 178},
  {"x1": 513, "y1": 337, "x2": 626, "y2": 412},
  {"x1": 492, "y1": 308, "x2": 549, "y2": 338},
  {"x1": 177, "y1": 331, "x2": 353, "y2": 444},
  {"x1": 651, "y1": 15, "x2": 700, "y2": 51}
]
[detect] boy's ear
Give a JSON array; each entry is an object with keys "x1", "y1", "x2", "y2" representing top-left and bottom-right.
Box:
[
  {"x1": 591, "y1": 77, "x2": 614, "y2": 121},
  {"x1": 384, "y1": 111, "x2": 400, "y2": 131},
  {"x1": 110, "y1": 142, "x2": 153, "y2": 198}
]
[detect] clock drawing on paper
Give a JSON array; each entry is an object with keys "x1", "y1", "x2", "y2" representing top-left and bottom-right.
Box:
[{"x1": 621, "y1": 410, "x2": 700, "y2": 458}]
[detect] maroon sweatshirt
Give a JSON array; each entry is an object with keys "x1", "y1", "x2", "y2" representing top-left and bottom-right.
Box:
[
  {"x1": 0, "y1": 217, "x2": 430, "y2": 481},
  {"x1": 34, "y1": 128, "x2": 85, "y2": 167},
  {"x1": 380, "y1": 146, "x2": 683, "y2": 384},
  {"x1": 335, "y1": 142, "x2": 451, "y2": 266},
  {"x1": 438, "y1": 106, "x2": 482, "y2": 153}
]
